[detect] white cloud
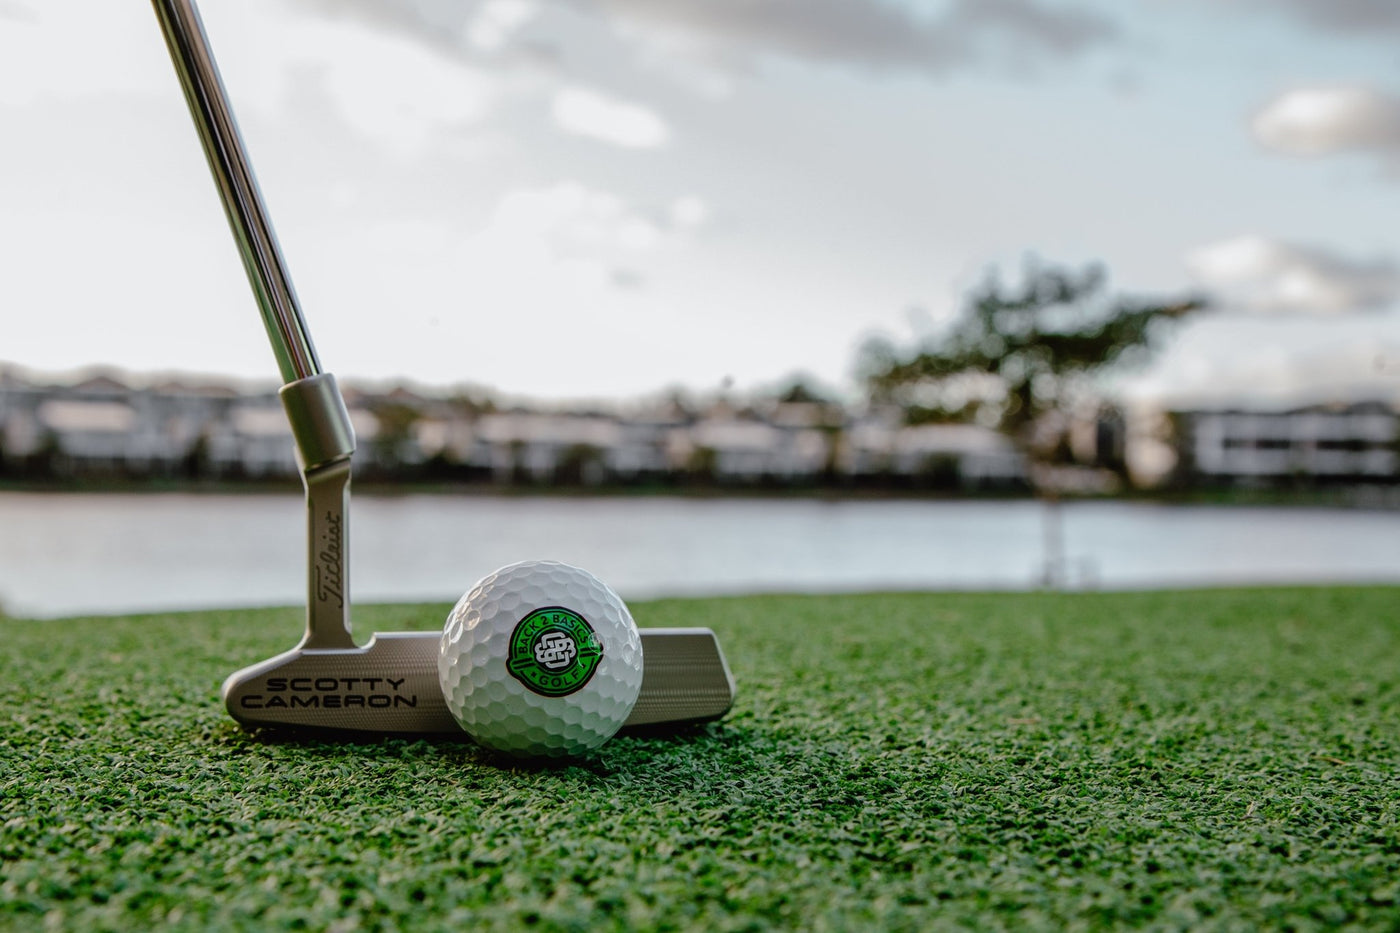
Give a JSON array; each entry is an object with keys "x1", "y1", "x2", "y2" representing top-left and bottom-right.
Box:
[
  {"x1": 173, "y1": 1, "x2": 500, "y2": 160},
  {"x1": 1247, "y1": 0, "x2": 1400, "y2": 39},
  {"x1": 0, "y1": 1, "x2": 37, "y2": 23},
  {"x1": 0, "y1": 0, "x2": 497, "y2": 157},
  {"x1": 551, "y1": 86, "x2": 670, "y2": 149},
  {"x1": 590, "y1": 0, "x2": 1118, "y2": 77},
  {"x1": 468, "y1": 0, "x2": 539, "y2": 52},
  {"x1": 1186, "y1": 235, "x2": 1400, "y2": 314},
  {"x1": 670, "y1": 195, "x2": 710, "y2": 229},
  {"x1": 1252, "y1": 85, "x2": 1400, "y2": 159},
  {"x1": 312, "y1": 23, "x2": 495, "y2": 156},
  {"x1": 443, "y1": 182, "x2": 707, "y2": 301},
  {"x1": 0, "y1": 4, "x2": 170, "y2": 107},
  {"x1": 1125, "y1": 333, "x2": 1400, "y2": 409},
  {"x1": 462, "y1": 181, "x2": 670, "y2": 283}
]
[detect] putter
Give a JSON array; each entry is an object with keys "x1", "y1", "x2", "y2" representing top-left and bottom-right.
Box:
[{"x1": 151, "y1": 0, "x2": 734, "y2": 733}]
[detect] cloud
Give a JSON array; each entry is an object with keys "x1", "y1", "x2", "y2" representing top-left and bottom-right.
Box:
[
  {"x1": 290, "y1": 0, "x2": 477, "y2": 50},
  {"x1": 309, "y1": 25, "x2": 496, "y2": 156},
  {"x1": 287, "y1": 0, "x2": 1118, "y2": 79},
  {"x1": 297, "y1": 0, "x2": 543, "y2": 54},
  {"x1": 190, "y1": 1, "x2": 501, "y2": 160},
  {"x1": 1126, "y1": 335, "x2": 1400, "y2": 409},
  {"x1": 1252, "y1": 85, "x2": 1400, "y2": 160},
  {"x1": 589, "y1": 0, "x2": 1119, "y2": 77},
  {"x1": 1251, "y1": 0, "x2": 1400, "y2": 38},
  {"x1": 467, "y1": 0, "x2": 539, "y2": 52},
  {"x1": 669, "y1": 195, "x2": 709, "y2": 229},
  {"x1": 551, "y1": 86, "x2": 670, "y2": 149},
  {"x1": 459, "y1": 182, "x2": 704, "y2": 290},
  {"x1": 0, "y1": 1, "x2": 37, "y2": 23},
  {"x1": 0, "y1": 4, "x2": 170, "y2": 107},
  {"x1": 1186, "y1": 235, "x2": 1400, "y2": 314}
]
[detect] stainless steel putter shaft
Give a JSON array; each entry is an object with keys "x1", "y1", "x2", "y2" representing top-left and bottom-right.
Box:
[
  {"x1": 152, "y1": 0, "x2": 317, "y2": 385},
  {"x1": 153, "y1": 0, "x2": 353, "y2": 655},
  {"x1": 152, "y1": 0, "x2": 734, "y2": 733}
]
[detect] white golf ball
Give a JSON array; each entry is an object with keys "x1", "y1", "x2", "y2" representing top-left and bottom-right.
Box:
[{"x1": 438, "y1": 560, "x2": 644, "y2": 759}]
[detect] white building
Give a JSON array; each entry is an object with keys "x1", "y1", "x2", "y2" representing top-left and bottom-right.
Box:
[
  {"x1": 469, "y1": 412, "x2": 623, "y2": 483},
  {"x1": 840, "y1": 415, "x2": 1025, "y2": 488},
  {"x1": 1184, "y1": 404, "x2": 1398, "y2": 482},
  {"x1": 681, "y1": 413, "x2": 830, "y2": 481},
  {"x1": 206, "y1": 402, "x2": 296, "y2": 477}
]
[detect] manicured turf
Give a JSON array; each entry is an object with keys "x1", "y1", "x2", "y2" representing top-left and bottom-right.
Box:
[{"x1": 2, "y1": 588, "x2": 1398, "y2": 930}]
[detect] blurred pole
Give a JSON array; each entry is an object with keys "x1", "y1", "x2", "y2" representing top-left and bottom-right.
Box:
[{"x1": 1041, "y1": 493, "x2": 1066, "y2": 589}]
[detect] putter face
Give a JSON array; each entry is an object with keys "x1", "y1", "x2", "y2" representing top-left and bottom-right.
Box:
[{"x1": 223, "y1": 628, "x2": 735, "y2": 734}]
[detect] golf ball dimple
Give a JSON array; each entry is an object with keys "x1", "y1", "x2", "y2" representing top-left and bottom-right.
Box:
[{"x1": 438, "y1": 560, "x2": 644, "y2": 759}]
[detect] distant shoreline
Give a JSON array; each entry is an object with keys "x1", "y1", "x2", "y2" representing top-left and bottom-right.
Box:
[{"x1": 2, "y1": 477, "x2": 1398, "y2": 510}]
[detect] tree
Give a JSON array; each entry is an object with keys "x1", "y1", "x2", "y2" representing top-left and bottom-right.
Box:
[
  {"x1": 368, "y1": 401, "x2": 423, "y2": 475},
  {"x1": 863, "y1": 260, "x2": 1206, "y2": 472},
  {"x1": 775, "y1": 377, "x2": 829, "y2": 405},
  {"x1": 862, "y1": 259, "x2": 1208, "y2": 586},
  {"x1": 555, "y1": 443, "x2": 606, "y2": 487}
]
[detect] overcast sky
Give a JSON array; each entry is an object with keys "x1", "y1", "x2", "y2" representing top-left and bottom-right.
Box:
[{"x1": 4, "y1": 0, "x2": 1400, "y2": 407}]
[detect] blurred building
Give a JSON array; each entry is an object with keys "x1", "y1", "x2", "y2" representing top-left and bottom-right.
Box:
[
  {"x1": 8, "y1": 367, "x2": 1394, "y2": 491},
  {"x1": 1175, "y1": 403, "x2": 1399, "y2": 485},
  {"x1": 840, "y1": 417, "x2": 1024, "y2": 489},
  {"x1": 0, "y1": 369, "x2": 1031, "y2": 489}
]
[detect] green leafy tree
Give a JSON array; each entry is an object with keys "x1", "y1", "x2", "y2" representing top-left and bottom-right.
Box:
[{"x1": 863, "y1": 261, "x2": 1206, "y2": 471}]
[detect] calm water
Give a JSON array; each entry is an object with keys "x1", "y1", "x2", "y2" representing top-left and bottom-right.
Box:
[{"x1": 1, "y1": 492, "x2": 1398, "y2": 618}]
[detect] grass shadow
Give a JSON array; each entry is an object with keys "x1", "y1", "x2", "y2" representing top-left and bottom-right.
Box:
[{"x1": 209, "y1": 716, "x2": 749, "y2": 782}]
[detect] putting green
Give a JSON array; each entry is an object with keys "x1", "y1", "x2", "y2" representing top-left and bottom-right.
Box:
[{"x1": 2, "y1": 588, "x2": 1397, "y2": 930}]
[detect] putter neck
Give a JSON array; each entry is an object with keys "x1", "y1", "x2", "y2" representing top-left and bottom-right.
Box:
[{"x1": 281, "y1": 374, "x2": 356, "y2": 650}]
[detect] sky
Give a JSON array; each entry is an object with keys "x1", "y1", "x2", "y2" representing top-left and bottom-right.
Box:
[{"x1": 3, "y1": 0, "x2": 1400, "y2": 408}]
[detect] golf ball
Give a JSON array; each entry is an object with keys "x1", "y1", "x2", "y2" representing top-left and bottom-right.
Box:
[{"x1": 438, "y1": 560, "x2": 643, "y2": 759}]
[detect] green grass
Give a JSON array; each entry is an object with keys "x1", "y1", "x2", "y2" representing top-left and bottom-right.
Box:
[{"x1": 2, "y1": 589, "x2": 1398, "y2": 931}]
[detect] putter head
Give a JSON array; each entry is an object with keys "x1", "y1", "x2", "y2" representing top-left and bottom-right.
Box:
[
  {"x1": 223, "y1": 628, "x2": 735, "y2": 734},
  {"x1": 223, "y1": 632, "x2": 451, "y2": 733},
  {"x1": 217, "y1": 376, "x2": 736, "y2": 738}
]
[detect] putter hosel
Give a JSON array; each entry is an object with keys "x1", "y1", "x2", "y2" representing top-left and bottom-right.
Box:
[{"x1": 281, "y1": 374, "x2": 356, "y2": 650}]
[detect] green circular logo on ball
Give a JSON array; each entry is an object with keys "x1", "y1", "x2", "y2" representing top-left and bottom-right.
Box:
[{"x1": 506, "y1": 606, "x2": 604, "y2": 697}]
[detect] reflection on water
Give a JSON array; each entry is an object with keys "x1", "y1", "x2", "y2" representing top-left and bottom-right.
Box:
[{"x1": 1, "y1": 492, "x2": 1398, "y2": 618}]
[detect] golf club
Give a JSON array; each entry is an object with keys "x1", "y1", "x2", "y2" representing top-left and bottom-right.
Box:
[{"x1": 151, "y1": 0, "x2": 735, "y2": 734}]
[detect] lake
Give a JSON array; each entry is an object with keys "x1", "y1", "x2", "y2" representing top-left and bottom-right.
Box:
[{"x1": 1, "y1": 492, "x2": 1398, "y2": 618}]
